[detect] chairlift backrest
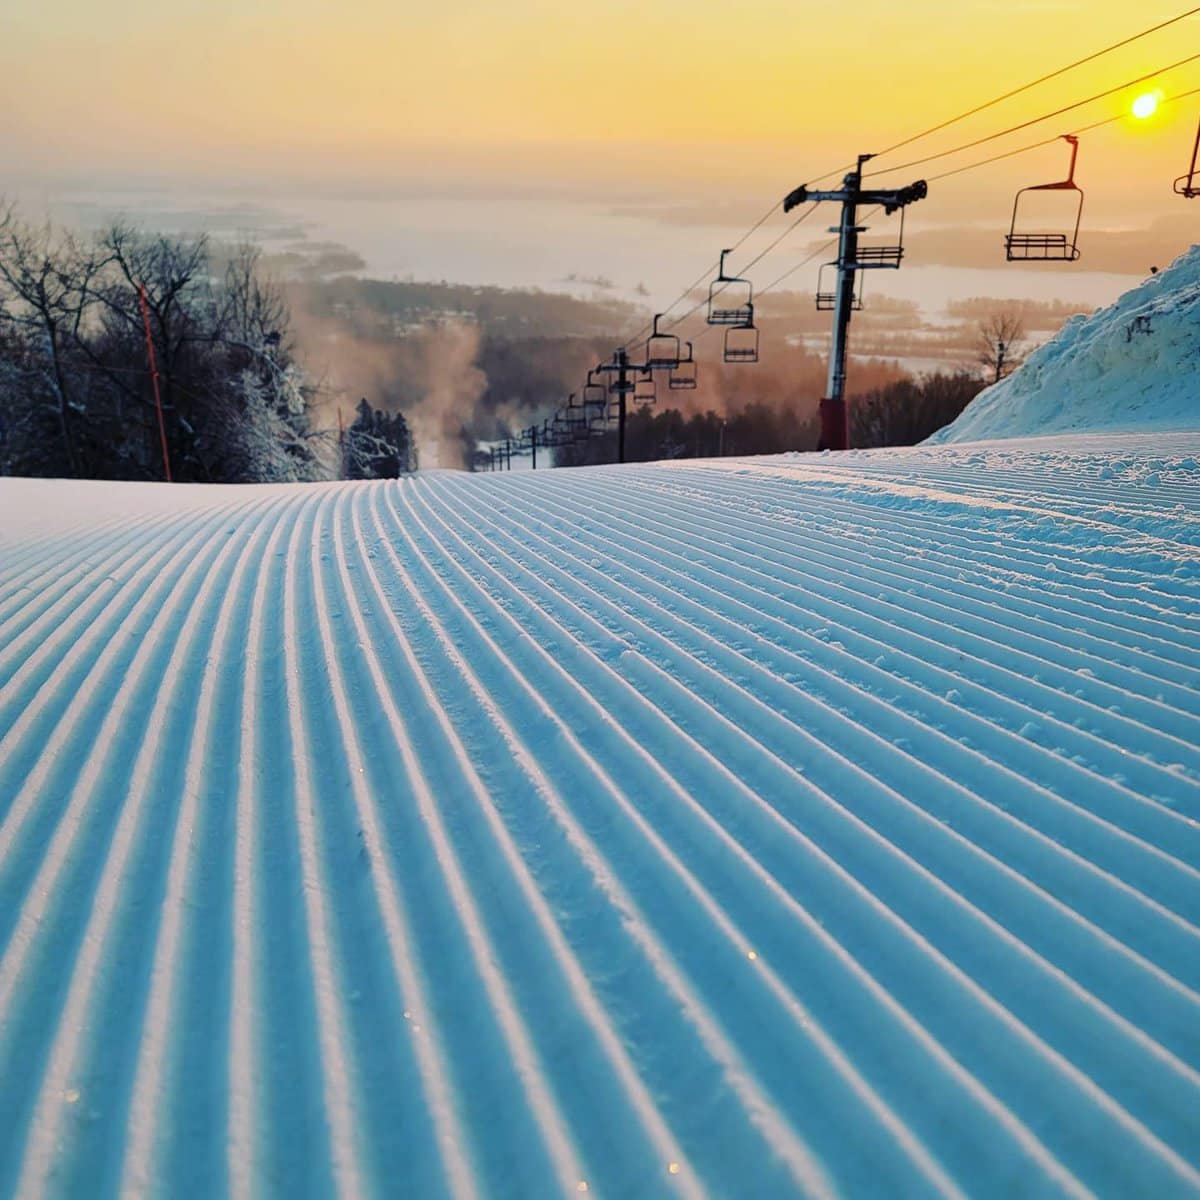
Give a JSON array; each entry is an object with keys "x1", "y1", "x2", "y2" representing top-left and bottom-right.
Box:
[
  {"x1": 1005, "y1": 135, "x2": 1083, "y2": 262},
  {"x1": 633, "y1": 372, "x2": 656, "y2": 404},
  {"x1": 707, "y1": 249, "x2": 754, "y2": 326}
]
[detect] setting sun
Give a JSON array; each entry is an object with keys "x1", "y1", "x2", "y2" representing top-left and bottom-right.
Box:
[{"x1": 1132, "y1": 89, "x2": 1163, "y2": 118}]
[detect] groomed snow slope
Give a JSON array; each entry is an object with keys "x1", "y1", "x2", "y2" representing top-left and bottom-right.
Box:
[
  {"x1": 1, "y1": 433, "x2": 1199, "y2": 1199},
  {"x1": 928, "y1": 245, "x2": 1200, "y2": 444}
]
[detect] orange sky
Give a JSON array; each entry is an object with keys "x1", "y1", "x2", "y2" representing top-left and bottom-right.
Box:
[{"x1": 2, "y1": 0, "x2": 1198, "y2": 222}]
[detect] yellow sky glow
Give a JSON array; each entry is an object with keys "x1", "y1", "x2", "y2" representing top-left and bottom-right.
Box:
[{"x1": 2, "y1": 0, "x2": 1197, "y2": 218}]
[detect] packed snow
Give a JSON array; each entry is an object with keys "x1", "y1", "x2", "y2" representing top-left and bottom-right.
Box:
[
  {"x1": 0, "y1": 430, "x2": 1198, "y2": 1198},
  {"x1": 929, "y1": 245, "x2": 1200, "y2": 444}
]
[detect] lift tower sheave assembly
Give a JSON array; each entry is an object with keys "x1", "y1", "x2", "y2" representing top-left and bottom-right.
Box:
[{"x1": 784, "y1": 155, "x2": 927, "y2": 452}]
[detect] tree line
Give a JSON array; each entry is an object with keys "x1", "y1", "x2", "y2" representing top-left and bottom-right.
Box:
[{"x1": 0, "y1": 210, "x2": 414, "y2": 482}]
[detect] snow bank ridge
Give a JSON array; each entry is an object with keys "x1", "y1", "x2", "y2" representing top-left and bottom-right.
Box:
[{"x1": 929, "y1": 244, "x2": 1200, "y2": 443}]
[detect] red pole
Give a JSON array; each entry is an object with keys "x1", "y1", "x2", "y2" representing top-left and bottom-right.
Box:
[{"x1": 137, "y1": 283, "x2": 172, "y2": 482}]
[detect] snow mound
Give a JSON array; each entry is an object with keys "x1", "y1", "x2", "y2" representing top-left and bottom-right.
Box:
[{"x1": 928, "y1": 244, "x2": 1200, "y2": 444}]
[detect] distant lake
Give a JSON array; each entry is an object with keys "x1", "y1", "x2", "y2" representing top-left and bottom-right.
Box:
[{"x1": 22, "y1": 179, "x2": 1143, "y2": 320}]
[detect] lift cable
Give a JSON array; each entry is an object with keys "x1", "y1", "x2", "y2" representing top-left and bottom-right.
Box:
[
  {"x1": 877, "y1": 6, "x2": 1200, "y2": 159},
  {"x1": 805, "y1": 6, "x2": 1200, "y2": 185},
  {"x1": 592, "y1": 58, "x2": 1200, "y2": 431},
  {"x1": 926, "y1": 81, "x2": 1200, "y2": 183},
  {"x1": 864, "y1": 50, "x2": 1200, "y2": 178},
  {"x1": 619, "y1": 13, "x2": 1200, "y2": 354},
  {"x1": 617, "y1": 200, "x2": 782, "y2": 350},
  {"x1": 620, "y1": 204, "x2": 821, "y2": 359},
  {"x1": 547, "y1": 14, "x2": 1200, "y2": 466}
]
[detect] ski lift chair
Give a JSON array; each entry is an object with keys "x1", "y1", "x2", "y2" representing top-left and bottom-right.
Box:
[
  {"x1": 564, "y1": 395, "x2": 590, "y2": 432},
  {"x1": 1006, "y1": 135, "x2": 1083, "y2": 262},
  {"x1": 669, "y1": 341, "x2": 698, "y2": 390},
  {"x1": 724, "y1": 320, "x2": 760, "y2": 364},
  {"x1": 707, "y1": 249, "x2": 754, "y2": 325},
  {"x1": 646, "y1": 313, "x2": 682, "y2": 370},
  {"x1": 633, "y1": 372, "x2": 656, "y2": 405},
  {"x1": 583, "y1": 369, "x2": 608, "y2": 409},
  {"x1": 1174, "y1": 119, "x2": 1200, "y2": 197},
  {"x1": 815, "y1": 262, "x2": 864, "y2": 311}
]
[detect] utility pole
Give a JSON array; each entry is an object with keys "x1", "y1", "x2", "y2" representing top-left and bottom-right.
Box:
[
  {"x1": 784, "y1": 156, "x2": 927, "y2": 451},
  {"x1": 530, "y1": 424, "x2": 537, "y2": 470}
]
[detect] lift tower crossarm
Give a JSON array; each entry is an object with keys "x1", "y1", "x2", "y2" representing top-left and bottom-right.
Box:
[{"x1": 782, "y1": 155, "x2": 927, "y2": 451}]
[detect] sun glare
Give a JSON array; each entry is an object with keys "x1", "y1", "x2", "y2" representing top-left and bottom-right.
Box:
[{"x1": 1132, "y1": 90, "x2": 1161, "y2": 120}]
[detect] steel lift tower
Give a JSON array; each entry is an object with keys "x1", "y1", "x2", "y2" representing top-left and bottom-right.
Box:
[{"x1": 784, "y1": 156, "x2": 927, "y2": 451}]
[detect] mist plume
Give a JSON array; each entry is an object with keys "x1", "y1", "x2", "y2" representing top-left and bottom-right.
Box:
[{"x1": 288, "y1": 286, "x2": 488, "y2": 469}]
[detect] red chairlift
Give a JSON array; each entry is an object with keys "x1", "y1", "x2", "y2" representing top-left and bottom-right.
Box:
[
  {"x1": 724, "y1": 319, "x2": 759, "y2": 364},
  {"x1": 646, "y1": 313, "x2": 682, "y2": 370},
  {"x1": 669, "y1": 341, "x2": 698, "y2": 390},
  {"x1": 815, "y1": 262, "x2": 864, "y2": 312},
  {"x1": 1005, "y1": 135, "x2": 1083, "y2": 262},
  {"x1": 1174, "y1": 119, "x2": 1200, "y2": 198},
  {"x1": 707, "y1": 249, "x2": 754, "y2": 326}
]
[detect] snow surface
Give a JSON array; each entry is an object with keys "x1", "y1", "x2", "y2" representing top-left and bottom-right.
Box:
[
  {"x1": 1, "y1": 434, "x2": 1199, "y2": 1198},
  {"x1": 929, "y1": 245, "x2": 1200, "y2": 444}
]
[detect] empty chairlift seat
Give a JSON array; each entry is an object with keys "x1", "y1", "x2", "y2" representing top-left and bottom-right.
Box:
[
  {"x1": 669, "y1": 341, "x2": 698, "y2": 390},
  {"x1": 815, "y1": 262, "x2": 864, "y2": 312},
  {"x1": 724, "y1": 320, "x2": 759, "y2": 364},
  {"x1": 646, "y1": 314, "x2": 682, "y2": 370},
  {"x1": 583, "y1": 369, "x2": 608, "y2": 410},
  {"x1": 1006, "y1": 135, "x2": 1084, "y2": 262},
  {"x1": 633, "y1": 372, "x2": 657, "y2": 405},
  {"x1": 708, "y1": 249, "x2": 755, "y2": 326}
]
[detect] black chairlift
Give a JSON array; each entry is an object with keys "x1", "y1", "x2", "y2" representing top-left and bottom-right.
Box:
[
  {"x1": 633, "y1": 372, "x2": 656, "y2": 405},
  {"x1": 855, "y1": 204, "x2": 910, "y2": 269},
  {"x1": 544, "y1": 419, "x2": 567, "y2": 450},
  {"x1": 646, "y1": 313, "x2": 682, "y2": 370},
  {"x1": 669, "y1": 341, "x2": 698, "y2": 390},
  {"x1": 707, "y1": 249, "x2": 754, "y2": 326},
  {"x1": 1174, "y1": 119, "x2": 1200, "y2": 198},
  {"x1": 583, "y1": 369, "x2": 607, "y2": 409},
  {"x1": 724, "y1": 320, "x2": 759, "y2": 364},
  {"x1": 564, "y1": 394, "x2": 590, "y2": 431},
  {"x1": 815, "y1": 261, "x2": 864, "y2": 312},
  {"x1": 1006, "y1": 135, "x2": 1083, "y2": 262}
]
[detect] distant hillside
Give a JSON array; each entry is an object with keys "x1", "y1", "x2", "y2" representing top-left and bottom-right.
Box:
[{"x1": 289, "y1": 276, "x2": 641, "y2": 341}]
